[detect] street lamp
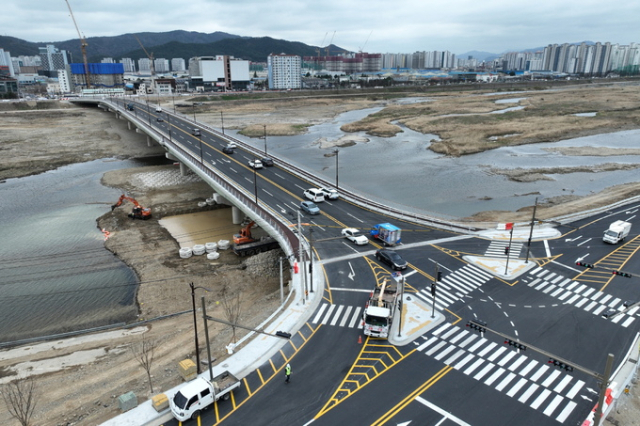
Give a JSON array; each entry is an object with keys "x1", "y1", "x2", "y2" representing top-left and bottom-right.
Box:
[
  {"x1": 190, "y1": 283, "x2": 211, "y2": 374},
  {"x1": 253, "y1": 165, "x2": 258, "y2": 203},
  {"x1": 192, "y1": 103, "x2": 197, "y2": 122},
  {"x1": 263, "y1": 125, "x2": 267, "y2": 155},
  {"x1": 220, "y1": 111, "x2": 225, "y2": 135},
  {"x1": 333, "y1": 148, "x2": 339, "y2": 188}
]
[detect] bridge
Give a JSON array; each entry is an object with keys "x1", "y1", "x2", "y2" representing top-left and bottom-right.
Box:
[{"x1": 71, "y1": 96, "x2": 482, "y2": 264}]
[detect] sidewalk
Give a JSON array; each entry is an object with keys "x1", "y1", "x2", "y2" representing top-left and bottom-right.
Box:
[{"x1": 100, "y1": 266, "x2": 323, "y2": 426}]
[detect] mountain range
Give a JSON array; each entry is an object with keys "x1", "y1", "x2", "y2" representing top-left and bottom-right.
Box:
[{"x1": 0, "y1": 30, "x2": 347, "y2": 64}]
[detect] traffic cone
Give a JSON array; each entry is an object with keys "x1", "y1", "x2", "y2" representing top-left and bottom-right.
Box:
[{"x1": 358, "y1": 335, "x2": 362, "y2": 344}]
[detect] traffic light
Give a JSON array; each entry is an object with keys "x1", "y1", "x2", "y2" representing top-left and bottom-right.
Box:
[
  {"x1": 466, "y1": 320, "x2": 487, "y2": 333},
  {"x1": 436, "y1": 271, "x2": 442, "y2": 282},
  {"x1": 504, "y1": 246, "x2": 510, "y2": 255},
  {"x1": 548, "y1": 357, "x2": 574, "y2": 372},
  {"x1": 576, "y1": 261, "x2": 595, "y2": 268},
  {"x1": 430, "y1": 283, "x2": 436, "y2": 297},
  {"x1": 504, "y1": 339, "x2": 526, "y2": 351},
  {"x1": 613, "y1": 270, "x2": 633, "y2": 278}
]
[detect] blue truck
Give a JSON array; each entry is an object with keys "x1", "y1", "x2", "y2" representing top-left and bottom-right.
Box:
[{"x1": 370, "y1": 223, "x2": 402, "y2": 246}]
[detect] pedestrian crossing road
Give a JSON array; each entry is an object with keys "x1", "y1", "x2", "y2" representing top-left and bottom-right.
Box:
[
  {"x1": 420, "y1": 323, "x2": 585, "y2": 423},
  {"x1": 414, "y1": 265, "x2": 493, "y2": 312},
  {"x1": 526, "y1": 267, "x2": 639, "y2": 328}
]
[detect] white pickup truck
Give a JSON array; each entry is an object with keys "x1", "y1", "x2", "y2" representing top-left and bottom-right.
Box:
[
  {"x1": 169, "y1": 371, "x2": 241, "y2": 421},
  {"x1": 603, "y1": 220, "x2": 631, "y2": 244}
]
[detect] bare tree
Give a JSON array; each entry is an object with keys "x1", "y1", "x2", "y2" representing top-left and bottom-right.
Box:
[
  {"x1": 130, "y1": 334, "x2": 156, "y2": 393},
  {"x1": 1, "y1": 377, "x2": 38, "y2": 426},
  {"x1": 221, "y1": 285, "x2": 243, "y2": 344}
]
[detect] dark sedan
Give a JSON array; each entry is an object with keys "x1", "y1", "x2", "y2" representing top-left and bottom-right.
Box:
[
  {"x1": 375, "y1": 249, "x2": 407, "y2": 270},
  {"x1": 261, "y1": 157, "x2": 274, "y2": 167}
]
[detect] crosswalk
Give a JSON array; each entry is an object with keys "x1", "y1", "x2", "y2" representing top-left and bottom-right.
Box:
[
  {"x1": 485, "y1": 240, "x2": 525, "y2": 258},
  {"x1": 312, "y1": 303, "x2": 364, "y2": 328},
  {"x1": 420, "y1": 323, "x2": 584, "y2": 422},
  {"x1": 527, "y1": 268, "x2": 638, "y2": 328},
  {"x1": 414, "y1": 265, "x2": 493, "y2": 312}
]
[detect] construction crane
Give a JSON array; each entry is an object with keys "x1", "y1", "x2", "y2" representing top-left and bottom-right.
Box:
[
  {"x1": 359, "y1": 31, "x2": 373, "y2": 54},
  {"x1": 64, "y1": 0, "x2": 91, "y2": 89},
  {"x1": 134, "y1": 35, "x2": 155, "y2": 77},
  {"x1": 325, "y1": 31, "x2": 336, "y2": 57},
  {"x1": 314, "y1": 32, "x2": 328, "y2": 71}
]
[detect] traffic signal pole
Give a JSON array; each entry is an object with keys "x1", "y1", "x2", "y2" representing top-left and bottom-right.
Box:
[{"x1": 504, "y1": 226, "x2": 514, "y2": 275}]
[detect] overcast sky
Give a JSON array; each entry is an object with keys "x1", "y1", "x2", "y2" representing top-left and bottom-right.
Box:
[{"x1": 4, "y1": 0, "x2": 639, "y2": 55}]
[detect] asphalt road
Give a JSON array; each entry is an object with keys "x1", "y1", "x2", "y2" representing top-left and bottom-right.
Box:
[{"x1": 122, "y1": 99, "x2": 640, "y2": 426}]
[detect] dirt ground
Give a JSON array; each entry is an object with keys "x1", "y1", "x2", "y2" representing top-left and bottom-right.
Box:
[{"x1": 1, "y1": 85, "x2": 640, "y2": 425}]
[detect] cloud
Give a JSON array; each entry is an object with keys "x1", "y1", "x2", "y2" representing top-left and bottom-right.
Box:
[{"x1": 3, "y1": 0, "x2": 639, "y2": 55}]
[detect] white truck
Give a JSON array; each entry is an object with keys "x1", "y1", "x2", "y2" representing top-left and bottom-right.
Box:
[
  {"x1": 603, "y1": 220, "x2": 631, "y2": 244},
  {"x1": 169, "y1": 372, "x2": 241, "y2": 421},
  {"x1": 362, "y1": 273, "x2": 401, "y2": 339}
]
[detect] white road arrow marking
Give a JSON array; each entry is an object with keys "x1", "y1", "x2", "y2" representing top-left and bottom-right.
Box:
[
  {"x1": 348, "y1": 262, "x2": 355, "y2": 281},
  {"x1": 586, "y1": 387, "x2": 598, "y2": 395},
  {"x1": 581, "y1": 395, "x2": 592, "y2": 401},
  {"x1": 397, "y1": 422, "x2": 412, "y2": 426},
  {"x1": 576, "y1": 254, "x2": 590, "y2": 263}
]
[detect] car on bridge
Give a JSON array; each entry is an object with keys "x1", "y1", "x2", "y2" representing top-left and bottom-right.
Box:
[
  {"x1": 342, "y1": 228, "x2": 368, "y2": 245},
  {"x1": 156, "y1": 117, "x2": 163, "y2": 122},
  {"x1": 261, "y1": 157, "x2": 274, "y2": 167},
  {"x1": 300, "y1": 201, "x2": 320, "y2": 215},
  {"x1": 227, "y1": 142, "x2": 237, "y2": 149},
  {"x1": 192, "y1": 128, "x2": 201, "y2": 136},
  {"x1": 249, "y1": 159, "x2": 263, "y2": 169},
  {"x1": 304, "y1": 188, "x2": 325, "y2": 202},
  {"x1": 318, "y1": 187, "x2": 339, "y2": 200},
  {"x1": 222, "y1": 146, "x2": 234, "y2": 154},
  {"x1": 155, "y1": 106, "x2": 162, "y2": 112},
  {"x1": 375, "y1": 249, "x2": 407, "y2": 270}
]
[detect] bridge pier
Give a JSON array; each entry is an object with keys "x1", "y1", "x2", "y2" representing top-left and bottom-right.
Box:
[
  {"x1": 147, "y1": 136, "x2": 152, "y2": 147},
  {"x1": 231, "y1": 206, "x2": 243, "y2": 225},
  {"x1": 127, "y1": 121, "x2": 131, "y2": 130}
]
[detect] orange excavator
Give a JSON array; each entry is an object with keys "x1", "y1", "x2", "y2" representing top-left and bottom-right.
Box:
[
  {"x1": 233, "y1": 221, "x2": 256, "y2": 245},
  {"x1": 111, "y1": 195, "x2": 152, "y2": 220}
]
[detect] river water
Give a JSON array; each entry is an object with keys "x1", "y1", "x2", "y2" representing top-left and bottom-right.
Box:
[
  {"x1": 0, "y1": 159, "x2": 158, "y2": 343},
  {"x1": 231, "y1": 101, "x2": 640, "y2": 218},
  {"x1": 3, "y1": 99, "x2": 640, "y2": 343}
]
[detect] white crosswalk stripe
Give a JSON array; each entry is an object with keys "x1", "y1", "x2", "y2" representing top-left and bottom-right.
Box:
[
  {"x1": 418, "y1": 324, "x2": 583, "y2": 422},
  {"x1": 312, "y1": 303, "x2": 364, "y2": 328},
  {"x1": 485, "y1": 240, "x2": 525, "y2": 258},
  {"x1": 527, "y1": 267, "x2": 636, "y2": 327},
  {"x1": 415, "y1": 265, "x2": 492, "y2": 311}
]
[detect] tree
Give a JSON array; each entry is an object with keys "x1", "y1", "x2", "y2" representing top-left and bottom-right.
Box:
[
  {"x1": 221, "y1": 285, "x2": 243, "y2": 344},
  {"x1": 1, "y1": 378, "x2": 38, "y2": 426},
  {"x1": 130, "y1": 334, "x2": 156, "y2": 393}
]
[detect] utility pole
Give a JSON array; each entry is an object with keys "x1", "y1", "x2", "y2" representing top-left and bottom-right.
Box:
[
  {"x1": 431, "y1": 264, "x2": 439, "y2": 318},
  {"x1": 201, "y1": 296, "x2": 214, "y2": 381},
  {"x1": 309, "y1": 227, "x2": 314, "y2": 293},
  {"x1": 397, "y1": 275, "x2": 405, "y2": 338},
  {"x1": 504, "y1": 225, "x2": 514, "y2": 275},
  {"x1": 525, "y1": 197, "x2": 538, "y2": 264}
]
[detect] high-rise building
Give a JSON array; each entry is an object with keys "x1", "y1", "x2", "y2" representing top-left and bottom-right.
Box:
[
  {"x1": 0, "y1": 48, "x2": 16, "y2": 77},
  {"x1": 38, "y1": 45, "x2": 70, "y2": 77},
  {"x1": 268, "y1": 53, "x2": 301, "y2": 90},
  {"x1": 171, "y1": 58, "x2": 186, "y2": 72},
  {"x1": 138, "y1": 58, "x2": 152, "y2": 73},
  {"x1": 119, "y1": 58, "x2": 136, "y2": 73},
  {"x1": 154, "y1": 58, "x2": 170, "y2": 73}
]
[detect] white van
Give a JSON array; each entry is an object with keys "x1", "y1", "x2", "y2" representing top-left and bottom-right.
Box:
[
  {"x1": 155, "y1": 106, "x2": 162, "y2": 113},
  {"x1": 304, "y1": 188, "x2": 325, "y2": 202},
  {"x1": 192, "y1": 128, "x2": 201, "y2": 136}
]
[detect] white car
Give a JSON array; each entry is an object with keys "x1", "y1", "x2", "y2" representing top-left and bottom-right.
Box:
[
  {"x1": 342, "y1": 228, "x2": 368, "y2": 245},
  {"x1": 227, "y1": 142, "x2": 237, "y2": 149},
  {"x1": 318, "y1": 187, "x2": 339, "y2": 200},
  {"x1": 249, "y1": 159, "x2": 263, "y2": 169},
  {"x1": 155, "y1": 107, "x2": 162, "y2": 113},
  {"x1": 303, "y1": 188, "x2": 325, "y2": 202}
]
